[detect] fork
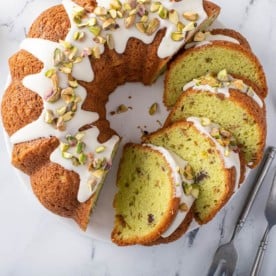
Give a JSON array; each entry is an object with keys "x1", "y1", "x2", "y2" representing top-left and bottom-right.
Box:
[
  {"x1": 207, "y1": 147, "x2": 276, "y2": 276},
  {"x1": 250, "y1": 168, "x2": 276, "y2": 276}
]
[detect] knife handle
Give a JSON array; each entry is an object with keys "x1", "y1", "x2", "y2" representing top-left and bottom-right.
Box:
[{"x1": 232, "y1": 147, "x2": 276, "y2": 240}]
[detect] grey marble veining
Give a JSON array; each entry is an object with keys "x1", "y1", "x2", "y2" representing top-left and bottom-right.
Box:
[{"x1": 1, "y1": 0, "x2": 276, "y2": 275}]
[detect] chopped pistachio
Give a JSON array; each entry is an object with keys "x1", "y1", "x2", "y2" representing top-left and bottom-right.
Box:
[
  {"x1": 68, "y1": 80, "x2": 78, "y2": 88},
  {"x1": 59, "y1": 40, "x2": 72, "y2": 50},
  {"x1": 60, "y1": 62, "x2": 73, "y2": 74},
  {"x1": 140, "y1": 15, "x2": 149, "y2": 23},
  {"x1": 117, "y1": 104, "x2": 128, "y2": 113},
  {"x1": 78, "y1": 153, "x2": 87, "y2": 165},
  {"x1": 171, "y1": 32, "x2": 184, "y2": 41},
  {"x1": 183, "y1": 12, "x2": 199, "y2": 21},
  {"x1": 94, "y1": 6, "x2": 107, "y2": 16},
  {"x1": 177, "y1": 21, "x2": 185, "y2": 32},
  {"x1": 62, "y1": 151, "x2": 73, "y2": 159},
  {"x1": 110, "y1": 0, "x2": 122, "y2": 10},
  {"x1": 125, "y1": 14, "x2": 136, "y2": 28},
  {"x1": 92, "y1": 169, "x2": 105, "y2": 178},
  {"x1": 53, "y1": 48, "x2": 65, "y2": 66},
  {"x1": 217, "y1": 69, "x2": 230, "y2": 82},
  {"x1": 129, "y1": 8, "x2": 137, "y2": 16},
  {"x1": 72, "y1": 156, "x2": 81, "y2": 166},
  {"x1": 103, "y1": 18, "x2": 116, "y2": 30},
  {"x1": 45, "y1": 68, "x2": 56, "y2": 78},
  {"x1": 183, "y1": 164, "x2": 194, "y2": 180},
  {"x1": 136, "y1": 22, "x2": 146, "y2": 33},
  {"x1": 194, "y1": 31, "x2": 206, "y2": 42},
  {"x1": 89, "y1": 25, "x2": 102, "y2": 36},
  {"x1": 106, "y1": 34, "x2": 115, "y2": 49},
  {"x1": 201, "y1": 117, "x2": 211, "y2": 126},
  {"x1": 73, "y1": 31, "x2": 85, "y2": 41},
  {"x1": 66, "y1": 135, "x2": 77, "y2": 146},
  {"x1": 210, "y1": 127, "x2": 220, "y2": 139},
  {"x1": 109, "y1": 9, "x2": 117, "y2": 19},
  {"x1": 150, "y1": 2, "x2": 161, "y2": 13},
  {"x1": 149, "y1": 103, "x2": 158, "y2": 115},
  {"x1": 183, "y1": 22, "x2": 197, "y2": 32},
  {"x1": 87, "y1": 17, "x2": 97, "y2": 27},
  {"x1": 56, "y1": 117, "x2": 66, "y2": 131},
  {"x1": 96, "y1": 146, "x2": 106, "y2": 153},
  {"x1": 93, "y1": 35, "x2": 106, "y2": 44},
  {"x1": 60, "y1": 142, "x2": 70, "y2": 152},
  {"x1": 158, "y1": 5, "x2": 168, "y2": 19},
  {"x1": 179, "y1": 202, "x2": 189, "y2": 212},
  {"x1": 56, "y1": 106, "x2": 67, "y2": 116},
  {"x1": 61, "y1": 87, "x2": 75, "y2": 103},
  {"x1": 91, "y1": 46, "x2": 101, "y2": 59},
  {"x1": 76, "y1": 141, "x2": 86, "y2": 154},
  {"x1": 224, "y1": 147, "x2": 230, "y2": 157},
  {"x1": 44, "y1": 110, "x2": 55, "y2": 124},
  {"x1": 62, "y1": 111, "x2": 74, "y2": 122},
  {"x1": 191, "y1": 185, "x2": 200, "y2": 198},
  {"x1": 183, "y1": 183, "x2": 193, "y2": 195},
  {"x1": 75, "y1": 132, "x2": 85, "y2": 141},
  {"x1": 169, "y1": 9, "x2": 179, "y2": 25},
  {"x1": 146, "y1": 18, "x2": 160, "y2": 35}
]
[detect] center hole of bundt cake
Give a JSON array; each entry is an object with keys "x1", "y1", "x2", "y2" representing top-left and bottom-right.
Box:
[{"x1": 106, "y1": 75, "x2": 169, "y2": 144}]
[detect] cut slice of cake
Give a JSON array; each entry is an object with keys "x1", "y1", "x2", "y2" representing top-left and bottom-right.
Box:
[
  {"x1": 164, "y1": 41, "x2": 267, "y2": 107},
  {"x1": 165, "y1": 70, "x2": 266, "y2": 168},
  {"x1": 111, "y1": 143, "x2": 196, "y2": 246},
  {"x1": 143, "y1": 119, "x2": 242, "y2": 224}
]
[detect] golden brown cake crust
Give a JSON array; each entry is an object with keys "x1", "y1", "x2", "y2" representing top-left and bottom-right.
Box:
[
  {"x1": 210, "y1": 28, "x2": 251, "y2": 50},
  {"x1": 111, "y1": 143, "x2": 181, "y2": 246}
]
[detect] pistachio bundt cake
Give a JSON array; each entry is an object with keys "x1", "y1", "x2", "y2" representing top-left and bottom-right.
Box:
[
  {"x1": 1, "y1": 0, "x2": 220, "y2": 230},
  {"x1": 165, "y1": 70, "x2": 266, "y2": 167},
  {"x1": 164, "y1": 38, "x2": 267, "y2": 108}
]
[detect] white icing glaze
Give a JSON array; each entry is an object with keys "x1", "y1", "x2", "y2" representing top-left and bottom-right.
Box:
[
  {"x1": 94, "y1": 0, "x2": 207, "y2": 59},
  {"x1": 183, "y1": 76, "x2": 263, "y2": 108},
  {"x1": 187, "y1": 117, "x2": 241, "y2": 191},
  {"x1": 185, "y1": 32, "x2": 240, "y2": 49},
  {"x1": 143, "y1": 144, "x2": 195, "y2": 238},
  {"x1": 51, "y1": 128, "x2": 119, "y2": 202}
]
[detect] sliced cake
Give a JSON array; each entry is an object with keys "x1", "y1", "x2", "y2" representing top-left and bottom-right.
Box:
[
  {"x1": 164, "y1": 41, "x2": 267, "y2": 107},
  {"x1": 143, "y1": 119, "x2": 242, "y2": 225},
  {"x1": 112, "y1": 143, "x2": 182, "y2": 245},
  {"x1": 165, "y1": 70, "x2": 266, "y2": 167}
]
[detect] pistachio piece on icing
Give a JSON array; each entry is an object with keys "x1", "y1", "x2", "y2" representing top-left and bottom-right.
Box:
[{"x1": 183, "y1": 12, "x2": 199, "y2": 21}]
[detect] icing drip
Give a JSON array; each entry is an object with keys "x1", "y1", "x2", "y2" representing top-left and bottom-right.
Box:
[
  {"x1": 183, "y1": 74, "x2": 263, "y2": 108},
  {"x1": 144, "y1": 144, "x2": 195, "y2": 238},
  {"x1": 187, "y1": 117, "x2": 241, "y2": 191},
  {"x1": 185, "y1": 32, "x2": 240, "y2": 49}
]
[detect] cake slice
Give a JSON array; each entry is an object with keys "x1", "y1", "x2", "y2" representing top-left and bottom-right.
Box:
[
  {"x1": 112, "y1": 143, "x2": 182, "y2": 246},
  {"x1": 164, "y1": 41, "x2": 267, "y2": 107},
  {"x1": 165, "y1": 70, "x2": 266, "y2": 167},
  {"x1": 143, "y1": 119, "x2": 242, "y2": 224}
]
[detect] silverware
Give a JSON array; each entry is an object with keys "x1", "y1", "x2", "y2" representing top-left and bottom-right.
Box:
[
  {"x1": 207, "y1": 147, "x2": 276, "y2": 276},
  {"x1": 250, "y1": 167, "x2": 276, "y2": 276}
]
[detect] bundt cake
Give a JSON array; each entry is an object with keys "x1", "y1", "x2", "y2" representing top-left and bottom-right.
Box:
[
  {"x1": 111, "y1": 143, "x2": 196, "y2": 246},
  {"x1": 1, "y1": 0, "x2": 221, "y2": 230},
  {"x1": 143, "y1": 118, "x2": 242, "y2": 225},
  {"x1": 165, "y1": 70, "x2": 266, "y2": 167},
  {"x1": 164, "y1": 39, "x2": 267, "y2": 108}
]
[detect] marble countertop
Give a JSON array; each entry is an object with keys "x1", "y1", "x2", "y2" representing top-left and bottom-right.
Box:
[{"x1": 1, "y1": 0, "x2": 276, "y2": 275}]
